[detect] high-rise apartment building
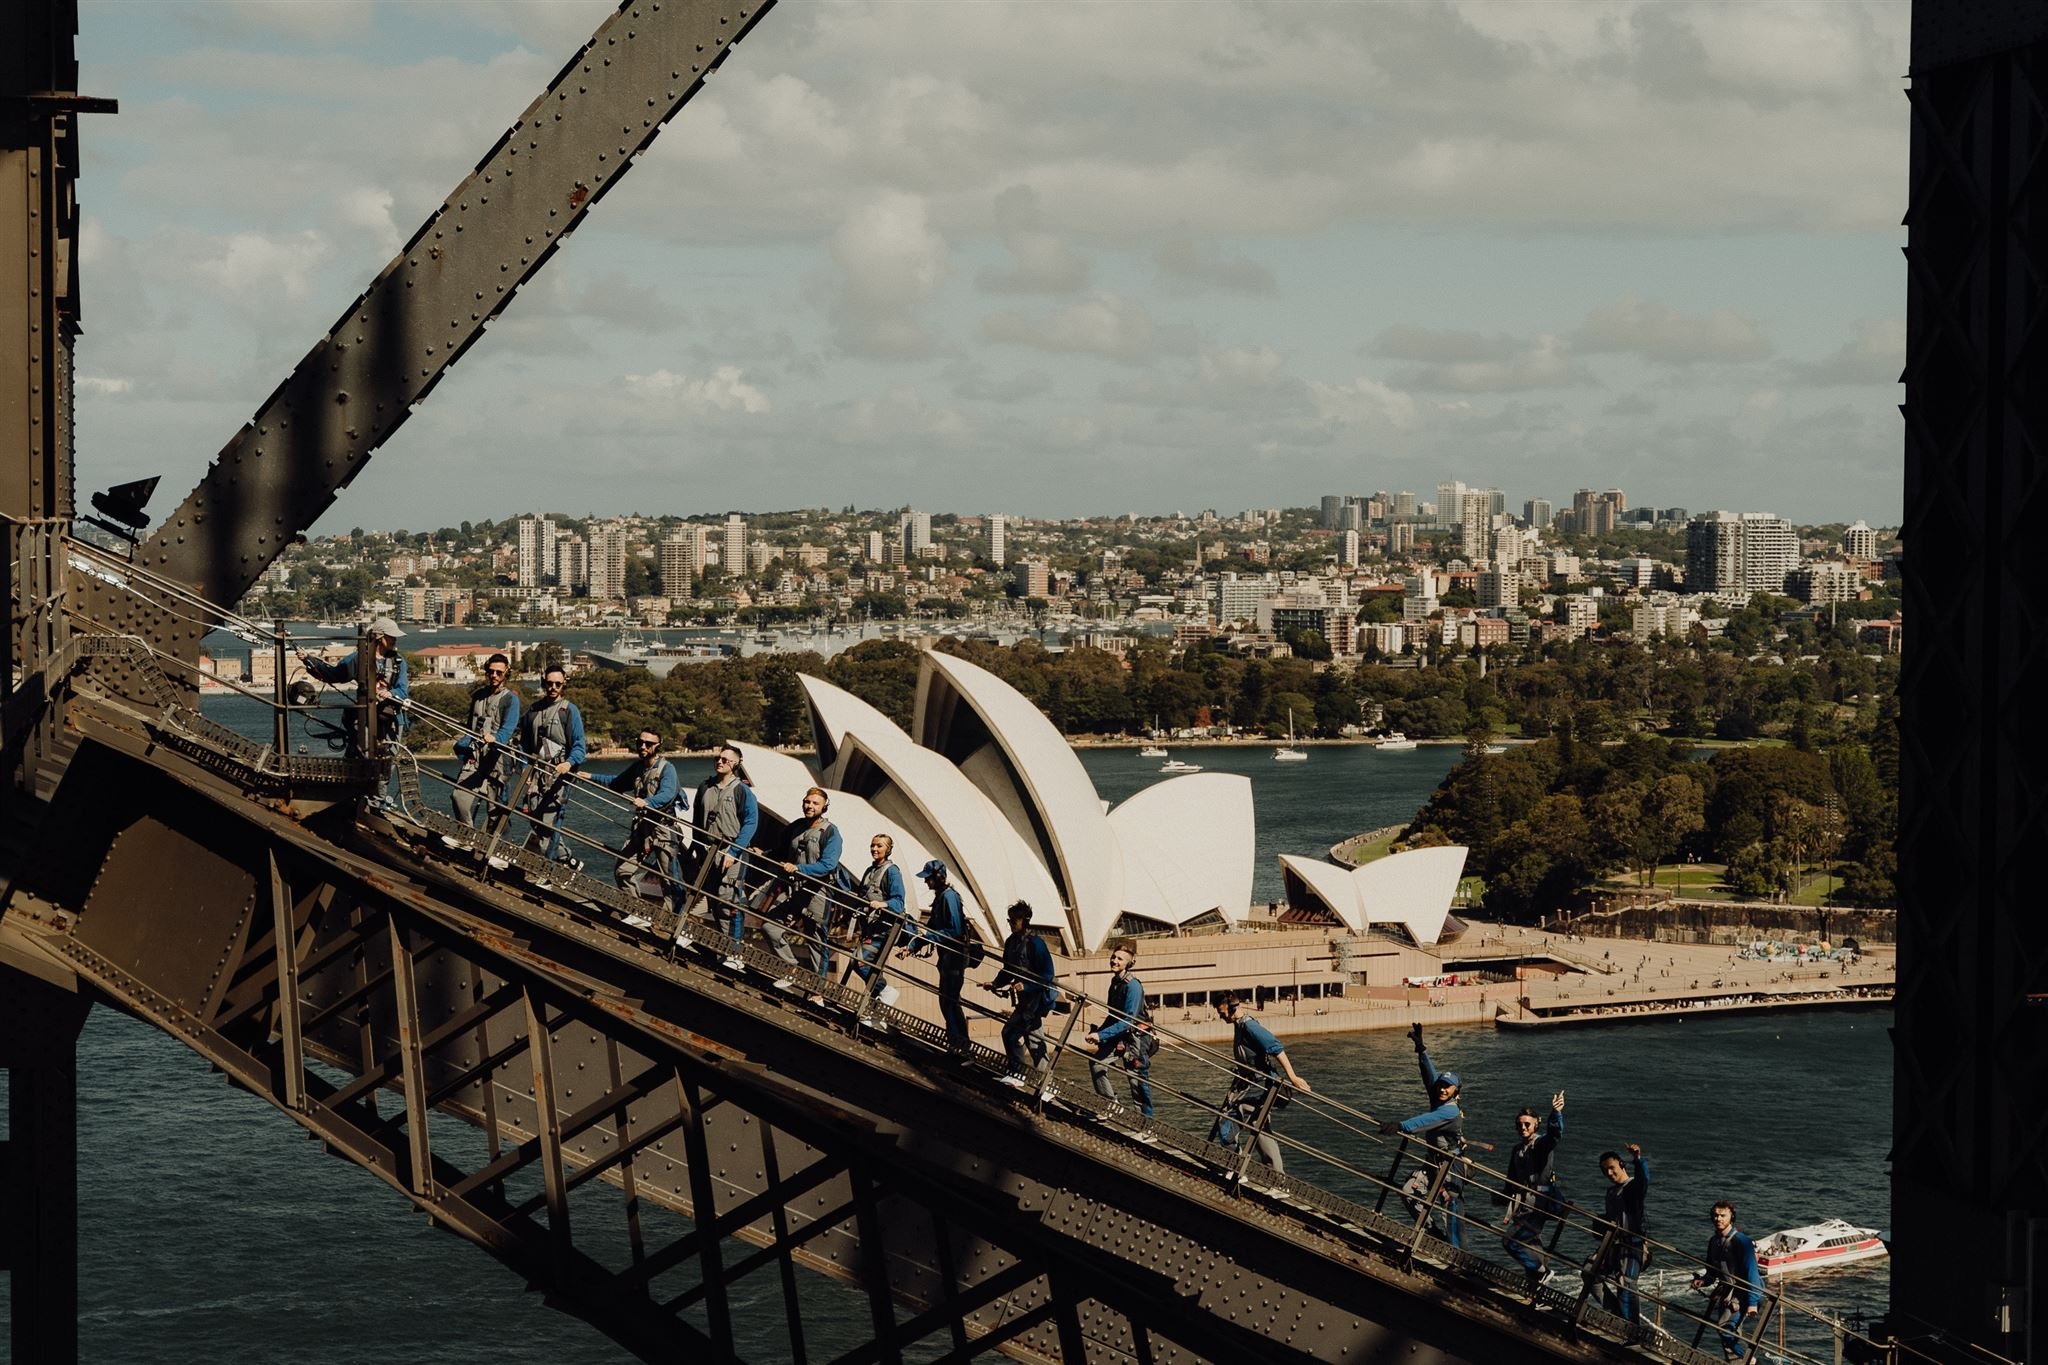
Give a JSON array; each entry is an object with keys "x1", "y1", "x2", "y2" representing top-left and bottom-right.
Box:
[
  {"x1": 516, "y1": 515, "x2": 556, "y2": 587},
  {"x1": 1686, "y1": 511, "x2": 1799, "y2": 595},
  {"x1": 863, "y1": 530, "x2": 884, "y2": 562},
  {"x1": 1459, "y1": 491, "x2": 1492, "y2": 566},
  {"x1": 1318, "y1": 494, "x2": 1346, "y2": 529},
  {"x1": 557, "y1": 536, "x2": 589, "y2": 593},
  {"x1": 586, "y1": 521, "x2": 630, "y2": 600},
  {"x1": 1339, "y1": 528, "x2": 1360, "y2": 568},
  {"x1": 1393, "y1": 490, "x2": 1416, "y2": 519},
  {"x1": 658, "y1": 534, "x2": 695, "y2": 597},
  {"x1": 900, "y1": 509, "x2": 931, "y2": 560},
  {"x1": 1014, "y1": 558, "x2": 1050, "y2": 598},
  {"x1": 721, "y1": 513, "x2": 747, "y2": 576},
  {"x1": 1523, "y1": 498, "x2": 1553, "y2": 529},
  {"x1": 1435, "y1": 480, "x2": 1467, "y2": 530},
  {"x1": 984, "y1": 513, "x2": 1007, "y2": 567},
  {"x1": 1844, "y1": 519, "x2": 1878, "y2": 562},
  {"x1": 1389, "y1": 521, "x2": 1416, "y2": 554}
]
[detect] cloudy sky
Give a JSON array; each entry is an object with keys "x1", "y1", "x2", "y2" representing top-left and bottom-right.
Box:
[{"x1": 73, "y1": 0, "x2": 1909, "y2": 533}]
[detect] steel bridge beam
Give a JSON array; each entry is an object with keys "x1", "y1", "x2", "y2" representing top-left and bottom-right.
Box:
[
  {"x1": 4, "y1": 703, "x2": 1624, "y2": 1365},
  {"x1": 138, "y1": 0, "x2": 775, "y2": 609}
]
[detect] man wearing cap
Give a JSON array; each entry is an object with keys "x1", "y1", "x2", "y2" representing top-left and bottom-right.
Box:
[
  {"x1": 516, "y1": 664, "x2": 586, "y2": 865},
  {"x1": 1379, "y1": 1022, "x2": 1471, "y2": 1247},
  {"x1": 299, "y1": 617, "x2": 409, "y2": 792},
  {"x1": 450, "y1": 653, "x2": 520, "y2": 833},
  {"x1": 907, "y1": 858, "x2": 968, "y2": 1051},
  {"x1": 989, "y1": 900, "x2": 1058, "y2": 1085}
]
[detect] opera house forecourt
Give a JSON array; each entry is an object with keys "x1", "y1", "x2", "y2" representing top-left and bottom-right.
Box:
[{"x1": 738, "y1": 650, "x2": 1517, "y2": 1042}]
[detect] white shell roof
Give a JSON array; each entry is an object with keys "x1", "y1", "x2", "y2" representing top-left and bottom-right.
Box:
[
  {"x1": 1277, "y1": 845, "x2": 1468, "y2": 945},
  {"x1": 833, "y1": 730, "x2": 1062, "y2": 945},
  {"x1": 916, "y1": 651, "x2": 1126, "y2": 949},
  {"x1": 1107, "y1": 773, "x2": 1255, "y2": 926},
  {"x1": 728, "y1": 741, "x2": 978, "y2": 934}
]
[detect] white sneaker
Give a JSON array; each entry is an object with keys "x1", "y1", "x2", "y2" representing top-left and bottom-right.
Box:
[
  {"x1": 771, "y1": 977, "x2": 796, "y2": 992},
  {"x1": 997, "y1": 1073, "x2": 1030, "y2": 1089},
  {"x1": 673, "y1": 930, "x2": 694, "y2": 950},
  {"x1": 859, "y1": 1015, "x2": 890, "y2": 1032},
  {"x1": 440, "y1": 834, "x2": 463, "y2": 850},
  {"x1": 876, "y1": 983, "x2": 901, "y2": 1008},
  {"x1": 532, "y1": 878, "x2": 553, "y2": 891},
  {"x1": 486, "y1": 855, "x2": 510, "y2": 871},
  {"x1": 623, "y1": 913, "x2": 653, "y2": 931},
  {"x1": 1132, "y1": 1129, "x2": 1159, "y2": 1146},
  {"x1": 721, "y1": 955, "x2": 745, "y2": 971}
]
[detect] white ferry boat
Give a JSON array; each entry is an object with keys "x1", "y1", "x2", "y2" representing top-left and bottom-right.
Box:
[
  {"x1": 1754, "y1": 1219, "x2": 1888, "y2": 1276},
  {"x1": 1377, "y1": 731, "x2": 1418, "y2": 751}
]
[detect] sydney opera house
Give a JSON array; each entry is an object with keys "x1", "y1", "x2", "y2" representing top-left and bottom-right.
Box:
[{"x1": 736, "y1": 649, "x2": 1467, "y2": 958}]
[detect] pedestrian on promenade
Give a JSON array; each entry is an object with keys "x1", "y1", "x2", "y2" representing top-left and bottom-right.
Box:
[
  {"x1": 1691, "y1": 1200, "x2": 1763, "y2": 1359},
  {"x1": 448, "y1": 653, "x2": 518, "y2": 836},
  {"x1": 990, "y1": 900, "x2": 1058, "y2": 1084},
  {"x1": 1083, "y1": 938, "x2": 1154, "y2": 1124},
  {"x1": 1380, "y1": 1022, "x2": 1469, "y2": 1247},
  {"x1": 1592, "y1": 1143, "x2": 1651, "y2": 1325},
  {"x1": 1211, "y1": 991, "x2": 1310, "y2": 1176},
  {"x1": 1498, "y1": 1090, "x2": 1566, "y2": 1293},
  {"x1": 516, "y1": 665, "x2": 585, "y2": 866}
]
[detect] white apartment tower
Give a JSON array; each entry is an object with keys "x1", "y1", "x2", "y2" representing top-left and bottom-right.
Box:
[
  {"x1": 1339, "y1": 528, "x2": 1360, "y2": 568},
  {"x1": 721, "y1": 513, "x2": 747, "y2": 576},
  {"x1": 900, "y1": 509, "x2": 932, "y2": 559},
  {"x1": 516, "y1": 515, "x2": 556, "y2": 587},
  {"x1": 586, "y1": 521, "x2": 630, "y2": 601},
  {"x1": 984, "y1": 513, "x2": 1008, "y2": 568},
  {"x1": 1436, "y1": 480, "x2": 1467, "y2": 530},
  {"x1": 1844, "y1": 519, "x2": 1878, "y2": 562}
]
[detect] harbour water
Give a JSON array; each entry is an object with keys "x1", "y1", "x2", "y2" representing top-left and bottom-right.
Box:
[{"x1": 5, "y1": 704, "x2": 1891, "y2": 1362}]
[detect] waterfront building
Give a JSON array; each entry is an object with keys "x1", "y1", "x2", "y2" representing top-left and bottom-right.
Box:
[
  {"x1": 1276, "y1": 847, "x2": 1467, "y2": 944},
  {"x1": 556, "y1": 535, "x2": 589, "y2": 593},
  {"x1": 516, "y1": 515, "x2": 555, "y2": 588}
]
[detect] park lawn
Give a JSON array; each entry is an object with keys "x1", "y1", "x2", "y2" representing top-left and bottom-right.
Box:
[
  {"x1": 1786, "y1": 870, "x2": 1843, "y2": 907},
  {"x1": 1343, "y1": 828, "x2": 1403, "y2": 865}
]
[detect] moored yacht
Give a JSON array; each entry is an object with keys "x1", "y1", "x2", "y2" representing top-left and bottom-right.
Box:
[
  {"x1": 1377, "y1": 731, "x2": 1417, "y2": 751},
  {"x1": 1273, "y1": 707, "x2": 1307, "y2": 762}
]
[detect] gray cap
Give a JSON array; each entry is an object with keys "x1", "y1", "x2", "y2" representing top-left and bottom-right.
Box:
[{"x1": 369, "y1": 616, "x2": 404, "y2": 640}]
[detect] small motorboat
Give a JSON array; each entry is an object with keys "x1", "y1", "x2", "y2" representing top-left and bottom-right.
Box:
[
  {"x1": 1159, "y1": 759, "x2": 1203, "y2": 773},
  {"x1": 1377, "y1": 731, "x2": 1417, "y2": 751},
  {"x1": 1754, "y1": 1219, "x2": 1888, "y2": 1276},
  {"x1": 1138, "y1": 744, "x2": 1168, "y2": 758}
]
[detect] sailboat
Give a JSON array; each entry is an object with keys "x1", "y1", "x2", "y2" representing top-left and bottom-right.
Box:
[
  {"x1": 1138, "y1": 714, "x2": 1168, "y2": 759},
  {"x1": 1272, "y1": 708, "x2": 1307, "y2": 762}
]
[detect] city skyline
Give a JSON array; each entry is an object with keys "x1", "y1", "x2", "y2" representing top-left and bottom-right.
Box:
[{"x1": 72, "y1": 2, "x2": 1909, "y2": 533}]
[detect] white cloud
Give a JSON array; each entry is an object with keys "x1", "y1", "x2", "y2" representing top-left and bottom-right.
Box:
[
  {"x1": 77, "y1": 375, "x2": 133, "y2": 396},
  {"x1": 1575, "y1": 293, "x2": 1771, "y2": 364},
  {"x1": 185, "y1": 228, "x2": 334, "y2": 304},
  {"x1": 978, "y1": 185, "x2": 1090, "y2": 294},
  {"x1": 622, "y1": 366, "x2": 772, "y2": 415},
  {"x1": 1309, "y1": 375, "x2": 1419, "y2": 430},
  {"x1": 1789, "y1": 317, "x2": 1905, "y2": 386},
  {"x1": 1156, "y1": 235, "x2": 1274, "y2": 293},
  {"x1": 982, "y1": 293, "x2": 1194, "y2": 364},
  {"x1": 826, "y1": 192, "x2": 950, "y2": 358}
]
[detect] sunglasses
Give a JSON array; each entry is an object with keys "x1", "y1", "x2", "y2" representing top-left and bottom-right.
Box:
[
  {"x1": 544, "y1": 678, "x2": 565, "y2": 687},
  {"x1": 638, "y1": 739, "x2": 659, "y2": 748}
]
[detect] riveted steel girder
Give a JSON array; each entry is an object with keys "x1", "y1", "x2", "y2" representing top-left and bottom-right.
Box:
[
  {"x1": 138, "y1": 0, "x2": 775, "y2": 607},
  {"x1": 9, "y1": 707, "x2": 1637, "y2": 1365}
]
